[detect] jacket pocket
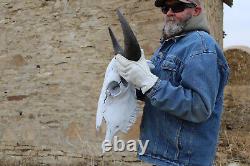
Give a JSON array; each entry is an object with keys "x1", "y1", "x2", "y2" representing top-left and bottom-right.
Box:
[
  {"x1": 162, "y1": 59, "x2": 177, "y2": 71},
  {"x1": 160, "y1": 56, "x2": 178, "y2": 83}
]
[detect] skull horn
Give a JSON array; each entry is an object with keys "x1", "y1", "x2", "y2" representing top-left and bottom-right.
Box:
[
  {"x1": 108, "y1": 26, "x2": 128, "y2": 86},
  {"x1": 108, "y1": 9, "x2": 141, "y2": 61},
  {"x1": 117, "y1": 9, "x2": 141, "y2": 61},
  {"x1": 108, "y1": 27, "x2": 124, "y2": 55}
]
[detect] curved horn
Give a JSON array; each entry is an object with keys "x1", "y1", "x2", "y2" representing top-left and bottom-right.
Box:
[
  {"x1": 108, "y1": 27, "x2": 124, "y2": 55},
  {"x1": 116, "y1": 9, "x2": 141, "y2": 61},
  {"x1": 108, "y1": 27, "x2": 128, "y2": 86}
]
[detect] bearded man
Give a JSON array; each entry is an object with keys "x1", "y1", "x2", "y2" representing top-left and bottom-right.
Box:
[{"x1": 115, "y1": 0, "x2": 230, "y2": 165}]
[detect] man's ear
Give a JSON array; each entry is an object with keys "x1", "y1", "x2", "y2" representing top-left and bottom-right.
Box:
[{"x1": 193, "y1": 6, "x2": 202, "y2": 16}]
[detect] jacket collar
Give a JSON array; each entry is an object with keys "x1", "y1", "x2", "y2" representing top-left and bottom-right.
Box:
[
  {"x1": 183, "y1": 10, "x2": 210, "y2": 33},
  {"x1": 160, "y1": 33, "x2": 187, "y2": 44}
]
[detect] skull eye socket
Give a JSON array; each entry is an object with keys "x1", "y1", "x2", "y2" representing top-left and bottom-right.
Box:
[{"x1": 106, "y1": 81, "x2": 121, "y2": 97}]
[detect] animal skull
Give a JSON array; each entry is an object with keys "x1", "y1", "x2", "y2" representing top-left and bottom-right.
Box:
[{"x1": 96, "y1": 9, "x2": 142, "y2": 151}]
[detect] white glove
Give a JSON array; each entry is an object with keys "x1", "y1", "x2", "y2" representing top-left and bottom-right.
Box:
[
  {"x1": 146, "y1": 60, "x2": 155, "y2": 70},
  {"x1": 115, "y1": 50, "x2": 158, "y2": 94}
]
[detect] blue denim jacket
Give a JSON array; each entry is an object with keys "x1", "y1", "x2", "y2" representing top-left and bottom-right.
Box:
[{"x1": 138, "y1": 31, "x2": 229, "y2": 166}]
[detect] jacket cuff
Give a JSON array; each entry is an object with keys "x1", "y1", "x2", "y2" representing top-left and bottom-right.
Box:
[{"x1": 145, "y1": 79, "x2": 161, "y2": 98}]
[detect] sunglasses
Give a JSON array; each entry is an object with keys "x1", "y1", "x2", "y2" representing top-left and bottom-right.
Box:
[{"x1": 161, "y1": 2, "x2": 197, "y2": 14}]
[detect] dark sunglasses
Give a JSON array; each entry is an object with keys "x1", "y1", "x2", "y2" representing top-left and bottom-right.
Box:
[{"x1": 161, "y1": 2, "x2": 197, "y2": 14}]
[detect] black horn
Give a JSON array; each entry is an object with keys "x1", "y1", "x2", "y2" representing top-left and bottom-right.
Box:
[
  {"x1": 108, "y1": 27, "x2": 124, "y2": 55},
  {"x1": 108, "y1": 9, "x2": 141, "y2": 61},
  {"x1": 108, "y1": 27, "x2": 128, "y2": 86},
  {"x1": 117, "y1": 9, "x2": 141, "y2": 61}
]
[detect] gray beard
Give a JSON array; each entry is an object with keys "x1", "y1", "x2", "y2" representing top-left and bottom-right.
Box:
[{"x1": 163, "y1": 15, "x2": 192, "y2": 39}]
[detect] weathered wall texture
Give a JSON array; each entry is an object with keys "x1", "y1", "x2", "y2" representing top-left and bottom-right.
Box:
[
  {"x1": 0, "y1": 0, "x2": 225, "y2": 165},
  {"x1": 204, "y1": 0, "x2": 224, "y2": 47}
]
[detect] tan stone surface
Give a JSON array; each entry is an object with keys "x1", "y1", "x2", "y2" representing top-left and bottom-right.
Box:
[{"x1": 0, "y1": 0, "x2": 162, "y2": 164}]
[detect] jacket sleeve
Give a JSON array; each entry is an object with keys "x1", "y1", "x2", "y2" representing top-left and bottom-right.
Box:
[{"x1": 146, "y1": 52, "x2": 220, "y2": 123}]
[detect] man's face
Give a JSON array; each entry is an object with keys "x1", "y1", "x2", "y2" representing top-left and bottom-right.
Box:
[{"x1": 162, "y1": 0, "x2": 196, "y2": 37}]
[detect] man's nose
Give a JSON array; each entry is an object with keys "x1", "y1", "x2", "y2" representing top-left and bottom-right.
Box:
[{"x1": 166, "y1": 8, "x2": 175, "y2": 16}]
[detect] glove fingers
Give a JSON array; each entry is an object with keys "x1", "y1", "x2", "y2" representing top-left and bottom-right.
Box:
[
  {"x1": 146, "y1": 60, "x2": 155, "y2": 70},
  {"x1": 115, "y1": 54, "x2": 131, "y2": 68},
  {"x1": 116, "y1": 62, "x2": 131, "y2": 73}
]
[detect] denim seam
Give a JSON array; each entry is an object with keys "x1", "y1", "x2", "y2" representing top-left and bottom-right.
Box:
[
  {"x1": 197, "y1": 31, "x2": 209, "y2": 52},
  {"x1": 189, "y1": 51, "x2": 216, "y2": 59},
  {"x1": 187, "y1": 126, "x2": 194, "y2": 165},
  {"x1": 174, "y1": 122, "x2": 182, "y2": 160}
]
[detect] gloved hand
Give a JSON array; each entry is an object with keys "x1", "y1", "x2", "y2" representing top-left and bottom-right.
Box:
[
  {"x1": 115, "y1": 50, "x2": 158, "y2": 94},
  {"x1": 146, "y1": 60, "x2": 155, "y2": 70}
]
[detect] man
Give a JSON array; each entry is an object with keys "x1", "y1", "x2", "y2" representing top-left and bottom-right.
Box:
[{"x1": 115, "y1": 0, "x2": 229, "y2": 165}]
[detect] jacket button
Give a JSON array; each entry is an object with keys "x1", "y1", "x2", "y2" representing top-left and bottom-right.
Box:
[{"x1": 158, "y1": 52, "x2": 163, "y2": 58}]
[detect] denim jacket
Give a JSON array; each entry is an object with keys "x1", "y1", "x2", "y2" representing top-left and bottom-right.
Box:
[{"x1": 138, "y1": 31, "x2": 229, "y2": 166}]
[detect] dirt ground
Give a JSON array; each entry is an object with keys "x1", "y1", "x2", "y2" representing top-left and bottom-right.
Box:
[{"x1": 216, "y1": 85, "x2": 250, "y2": 166}]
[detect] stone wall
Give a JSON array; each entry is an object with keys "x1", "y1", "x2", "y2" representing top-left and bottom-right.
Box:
[
  {"x1": 0, "y1": 0, "x2": 224, "y2": 164},
  {"x1": 204, "y1": 0, "x2": 224, "y2": 47}
]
